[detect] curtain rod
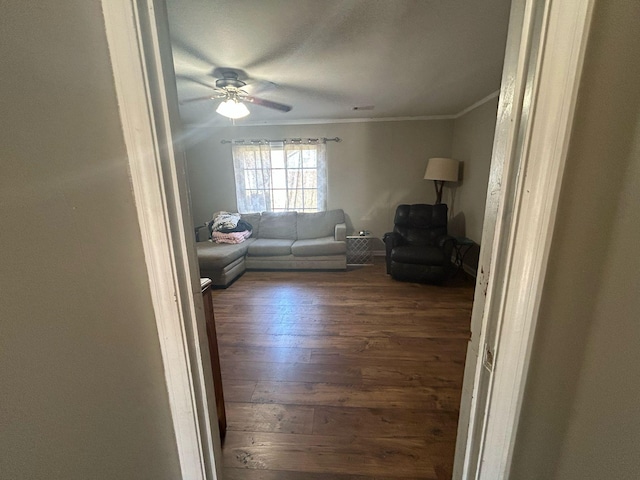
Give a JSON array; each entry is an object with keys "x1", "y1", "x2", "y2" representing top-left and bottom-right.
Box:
[{"x1": 220, "y1": 137, "x2": 341, "y2": 145}]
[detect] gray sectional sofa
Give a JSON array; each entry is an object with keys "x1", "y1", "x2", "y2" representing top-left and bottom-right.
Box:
[{"x1": 196, "y1": 209, "x2": 347, "y2": 287}]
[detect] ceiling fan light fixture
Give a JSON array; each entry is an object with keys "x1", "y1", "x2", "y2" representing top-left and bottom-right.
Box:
[{"x1": 216, "y1": 99, "x2": 250, "y2": 119}]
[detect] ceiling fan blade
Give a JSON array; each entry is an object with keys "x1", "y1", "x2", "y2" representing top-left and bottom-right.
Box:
[
  {"x1": 175, "y1": 74, "x2": 217, "y2": 90},
  {"x1": 180, "y1": 95, "x2": 219, "y2": 105},
  {"x1": 245, "y1": 96, "x2": 292, "y2": 112}
]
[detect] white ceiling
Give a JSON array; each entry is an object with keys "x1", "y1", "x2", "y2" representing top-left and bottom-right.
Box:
[{"x1": 166, "y1": 0, "x2": 512, "y2": 126}]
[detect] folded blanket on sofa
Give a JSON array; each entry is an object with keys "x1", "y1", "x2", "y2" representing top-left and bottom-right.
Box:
[{"x1": 211, "y1": 230, "x2": 252, "y2": 244}]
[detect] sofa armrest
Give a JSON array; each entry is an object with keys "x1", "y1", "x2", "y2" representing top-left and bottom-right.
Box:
[
  {"x1": 335, "y1": 222, "x2": 347, "y2": 242},
  {"x1": 194, "y1": 224, "x2": 208, "y2": 242}
]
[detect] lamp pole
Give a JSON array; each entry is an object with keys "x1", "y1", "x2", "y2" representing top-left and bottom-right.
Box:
[{"x1": 433, "y1": 180, "x2": 445, "y2": 204}]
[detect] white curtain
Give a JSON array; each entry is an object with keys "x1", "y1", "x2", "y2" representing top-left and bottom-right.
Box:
[
  {"x1": 232, "y1": 143, "x2": 272, "y2": 213},
  {"x1": 232, "y1": 141, "x2": 327, "y2": 213}
]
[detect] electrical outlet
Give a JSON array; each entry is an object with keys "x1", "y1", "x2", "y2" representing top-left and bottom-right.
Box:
[{"x1": 483, "y1": 343, "x2": 495, "y2": 372}]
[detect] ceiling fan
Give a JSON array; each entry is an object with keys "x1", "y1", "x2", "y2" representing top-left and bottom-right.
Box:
[{"x1": 180, "y1": 70, "x2": 292, "y2": 119}]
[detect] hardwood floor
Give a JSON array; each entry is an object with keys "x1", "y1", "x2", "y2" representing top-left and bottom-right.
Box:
[{"x1": 213, "y1": 258, "x2": 474, "y2": 480}]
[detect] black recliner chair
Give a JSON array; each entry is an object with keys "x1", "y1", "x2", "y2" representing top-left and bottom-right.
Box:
[{"x1": 384, "y1": 204, "x2": 454, "y2": 284}]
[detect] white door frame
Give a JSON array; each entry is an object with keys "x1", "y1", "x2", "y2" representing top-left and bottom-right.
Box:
[
  {"x1": 454, "y1": 0, "x2": 594, "y2": 478},
  {"x1": 102, "y1": 1, "x2": 221, "y2": 478},
  {"x1": 102, "y1": 0, "x2": 594, "y2": 478}
]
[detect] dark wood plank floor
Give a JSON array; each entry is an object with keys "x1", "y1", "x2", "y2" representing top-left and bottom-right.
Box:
[{"x1": 213, "y1": 258, "x2": 473, "y2": 480}]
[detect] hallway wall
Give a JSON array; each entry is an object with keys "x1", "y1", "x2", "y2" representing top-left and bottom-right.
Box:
[
  {"x1": 0, "y1": 2, "x2": 181, "y2": 478},
  {"x1": 511, "y1": 0, "x2": 640, "y2": 477}
]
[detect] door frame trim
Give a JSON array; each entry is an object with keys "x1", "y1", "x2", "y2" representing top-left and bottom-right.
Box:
[
  {"x1": 454, "y1": 0, "x2": 595, "y2": 478},
  {"x1": 102, "y1": 0, "x2": 595, "y2": 478},
  {"x1": 102, "y1": 1, "x2": 220, "y2": 478}
]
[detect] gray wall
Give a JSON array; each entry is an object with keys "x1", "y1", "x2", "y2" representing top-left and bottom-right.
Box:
[
  {"x1": 511, "y1": 0, "x2": 640, "y2": 478},
  {"x1": 450, "y1": 97, "x2": 499, "y2": 243},
  {"x1": 0, "y1": 2, "x2": 181, "y2": 478},
  {"x1": 184, "y1": 120, "x2": 453, "y2": 238}
]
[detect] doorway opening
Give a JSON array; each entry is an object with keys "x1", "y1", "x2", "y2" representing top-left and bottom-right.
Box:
[{"x1": 103, "y1": 0, "x2": 595, "y2": 478}]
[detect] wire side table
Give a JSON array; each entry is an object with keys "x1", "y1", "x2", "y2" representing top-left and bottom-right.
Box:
[
  {"x1": 452, "y1": 236, "x2": 476, "y2": 276},
  {"x1": 347, "y1": 235, "x2": 374, "y2": 266}
]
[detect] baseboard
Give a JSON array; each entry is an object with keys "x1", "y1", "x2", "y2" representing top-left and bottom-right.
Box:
[
  {"x1": 462, "y1": 262, "x2": 478, "y2": 278},
  {"x1": 450, "y1": 253, "x2": 478, "y2": 278}
]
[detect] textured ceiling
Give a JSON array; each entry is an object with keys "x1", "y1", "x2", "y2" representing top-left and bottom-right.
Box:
[{"x1": 166, "y1": 0, "x2": 512, "y2": 126}]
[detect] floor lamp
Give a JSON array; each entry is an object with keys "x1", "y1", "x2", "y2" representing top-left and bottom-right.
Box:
[{"x1": 424, "y1": 157, "x2": 459, "y2": 204}]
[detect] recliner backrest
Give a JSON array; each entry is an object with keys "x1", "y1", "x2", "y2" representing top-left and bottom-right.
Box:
[{"x1": 393, "y1": 204, "x2": 448, "y2": 246}]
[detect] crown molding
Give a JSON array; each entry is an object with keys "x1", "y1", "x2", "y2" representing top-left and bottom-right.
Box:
[
  {"x1": 182, "y1": 91, "x2": 502, "y2": 129},
  {"x1": 184, "y1": 114, "x2": 455, "y2": 129},
  {"x1": 453, "y1": 90, "x2": 501, "y2": 118}
]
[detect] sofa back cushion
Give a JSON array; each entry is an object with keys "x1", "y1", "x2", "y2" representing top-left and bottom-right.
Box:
[
  {"x1": 240, "y1": 213, "x2": 261, "y2": 237},
  {"x1": 258, "y1": 211, "x2": 297, "y2": 239},
  {"x1": 297, "y1": 209, "x2": 345, "y2": 240}
]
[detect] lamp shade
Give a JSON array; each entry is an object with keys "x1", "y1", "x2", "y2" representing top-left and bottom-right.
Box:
[
  {"x1": 216, "y1": 99, "x2": 250, "y2": 119},
  {"x1": 424, "y1": 157, "x2": 459, "y2": 182}
]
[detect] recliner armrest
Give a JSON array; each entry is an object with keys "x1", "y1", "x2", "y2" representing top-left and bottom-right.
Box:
[
  {"x1": 383, "y1": 232, "x2": 403, "y2": 274},
  {"x1": 436, "y1": 235, "x2": 456, "y2": 261},
  {"x1": 437, "y1": 234, "x2": 455, "y2": 247},
  {"x1": 383, "y1": 231, "x2": 402, "y2": 248},
  {"x1": 334, "y1": 222, "x2": 347, "y2": 242}
]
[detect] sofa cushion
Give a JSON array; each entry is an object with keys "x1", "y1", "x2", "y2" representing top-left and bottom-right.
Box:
[
  {"x1": 296, "y1": 209, "x2": 345, "y2": 240},
  {"x1": 391, "y1": 245, "x2": 446, "y2": 266},
  {"x1": 196, "y1": 240, "x2": 253, "y2": 269},
  {"x1": 259, "y1": 212, "x2": 297, "y2": 239},
  {"x1": 291, "y1": 237, "x2": 347, "y2": 256},
  {"x1": 248, "y1": 238, "x2": 294, "y2": 256},
  {"x1": 240, "y1": 212, "x2": 261, "y2": 237}
]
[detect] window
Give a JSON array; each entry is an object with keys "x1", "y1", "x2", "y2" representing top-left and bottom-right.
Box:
[{"x1": 231, "y1": 141, "x2": 327, "y2": 213}]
